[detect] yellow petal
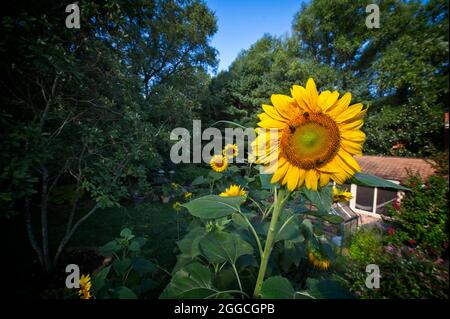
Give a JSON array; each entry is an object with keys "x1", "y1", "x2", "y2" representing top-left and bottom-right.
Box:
[
  {"x1": 319, "y1": 90, "x2": 339, "y2": 112},
  {"x1": 339, "y1": 119, "x2": 364, "y2": 131},
  {"x1": 318, "y1": 90, "x2": 331, "y2": 107},
  {"x1": 271, "y1": 161, "x2": 289, "y2": 184},
  {"x1": 341, "y1": 140, "x2": 363, "y2": 156},
  {"x1": 262, "y1": 104, "x2": 288, "y2": 122},
  {"x1": 332, "y1": 155, "x2": 355, "y2": 176},
  {"x1": 337, "y1": 149, "x2": 361, "y2": 173},
  {"x1": 286, "y1": 165, "x2": 301, "y2": 191},
  {"x1": 331, "y1": 170, "x2": 350, "y2": 184},
  {"x1": 305, "y1": 78, "x2": 319, "y2": 112},
  {"x1": 335, "y1": 103, "x2": 364, "y2": 123},
  {"x1": 344, "y1": 107, "x2": 368, "y2": 123},
  {"x1": 327, "y1": 92, "x2": 352, "y2": 118},
  {"x1": 319, "y1": 173, "x2": 330, "y2": 187},
  {"x1": 258, "y1": 149, "x2": 279, "y2": 164},
  {"x1": 271, "y1": 94, "x2": 297, "y2": 120},
  {"x1": 297, "y1": 169, "x2": 306, "y2": 188},
  {"x1": 305, "y1": 170, "x2": 318, "y2": 191},
  {"x1": 290, "y1": 85, "x2": 311, "y2": 111},
  {"x1": 262, "y1": 158, "x2": 285, "y2": 175},
  {"x1": 340, "y1": 130, "x2": 366, "y2": 143},
  {"x1": 317, "y1": 161, "x2": 340, "y2": 174},
  {"x1": 258, "y1": 119, "x2": 287, "y2": 129}
]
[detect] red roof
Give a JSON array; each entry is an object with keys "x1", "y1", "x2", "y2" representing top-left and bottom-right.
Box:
[{"x1": 355, "y1": 155, "x2": 436, "y2": 184}]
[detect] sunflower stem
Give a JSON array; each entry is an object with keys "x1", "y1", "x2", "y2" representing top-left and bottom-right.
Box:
[{"x1": 253, "y1": 187, "x2": 288, "y2": 298}]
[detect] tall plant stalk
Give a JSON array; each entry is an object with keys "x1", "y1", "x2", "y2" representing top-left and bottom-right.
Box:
[{"x1": 253, "y1": 187, "x2": 289, "y2": 298}]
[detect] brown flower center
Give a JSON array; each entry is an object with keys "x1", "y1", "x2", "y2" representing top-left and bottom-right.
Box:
[{"x1": 280, "y1": 112, "x2": 340, "y2": 169}]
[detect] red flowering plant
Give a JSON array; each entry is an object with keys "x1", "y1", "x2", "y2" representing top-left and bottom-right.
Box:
[
  {"x1": 386, "y1": 227, "x2": 396, "y2": 236},
  {"x1": 385, "y1": 174, "x2": 448, "y2": 258}
]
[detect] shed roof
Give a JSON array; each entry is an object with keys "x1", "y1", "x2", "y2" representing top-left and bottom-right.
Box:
[{"x1": 355, "y1": 155, "x2": 436, "y2": 184}]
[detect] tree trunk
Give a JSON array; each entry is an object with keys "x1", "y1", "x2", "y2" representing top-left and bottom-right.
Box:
[
  {"x1": 40, "y1": 167, "x2": 52, "y2": 272},
  {"x1": 24, "y1": 197, "x2": 45, "y2": 267},
  {"x1": 53, "y1": 204, "x2": 99, "y2": 267}
]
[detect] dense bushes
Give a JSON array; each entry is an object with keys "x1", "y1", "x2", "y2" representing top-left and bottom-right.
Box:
[
  {"x1": 347, "y1": 227, "x2": 383, "y2": 265},
  {"x1": 338, "y1": 172, "x2": 449, "y2": 298},
  {"x1": 0, "y1": 0, "x2": 218, "y2": 271},
  {"x1": 209, "y1": 0, "x2": 448, "y2": 156},
  {"x1": 386, "y1": 174, "x2": 449, "y2": 257},
  {"x1": 341, "y1": 231, "x2": 449, "y2": 299}
]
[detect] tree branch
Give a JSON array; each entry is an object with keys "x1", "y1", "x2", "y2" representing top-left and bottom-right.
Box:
[{"x1": 24, "y1": 197, "x2": 44, "y2": 267}]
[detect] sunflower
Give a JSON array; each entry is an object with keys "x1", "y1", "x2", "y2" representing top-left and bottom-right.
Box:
[
  {"x1": 184, "y1": 192, "x2": 192, "y2": 199},
  {"x1": 210, "y1": 154, "x2": 228, "y2": 173},
  {"x1": 308, "y1": 249, "x2": 331, "y2": 270},
  {"x1": 332, "y1": 186, "x2": 352, "y2": 203},
  {"x1": 252, "y1": 78, "x2": 366, "y2": 191},
  {"x1": 78, "y1": 274, "x2": 92, "y2": 299},
  {"x1": 220, "y1": 184, "x2": 247, "y2": 198},
  {"x1": 223, "y1": 144, "x2": 238, "y2": 159},
  {"x1": 173, "y1": 201, "x2": 182, "y2": 212}
]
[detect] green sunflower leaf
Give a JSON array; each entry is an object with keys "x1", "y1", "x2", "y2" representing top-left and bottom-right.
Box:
[
  {"x1": 199, "y1": 231, "x2": 254, "y2": 264},
  {"x1": 182, "y1": 195, "x2": 244, "y2": 219},
  {"x1": 160, "y1": 263, "x2": 230, "y2": 299},
  {"x1": 260, "y1": 276, "x2": 295, "y2": 299}
]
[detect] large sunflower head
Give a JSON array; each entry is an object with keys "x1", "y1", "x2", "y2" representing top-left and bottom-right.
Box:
[
  {"x1": 210, "y1": 154, "x2": 228, "y2": 173},
  {"x1": 252, "y1": 78, "x2": 366, "y2": 191}
]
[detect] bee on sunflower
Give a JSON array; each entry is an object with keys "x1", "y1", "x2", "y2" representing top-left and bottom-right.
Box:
[
  {"x1": 308, "y1": 248, "x2": 331, "y2": 270},
  {"x1": 251, "y1": 78, "x2": 366, "y2": 191}
]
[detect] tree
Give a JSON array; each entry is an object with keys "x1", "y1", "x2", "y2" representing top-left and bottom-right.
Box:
[
  {"x1": 0, "y1": 0, "x2": 217, "y2": 272},
  {"x1": 209, "y1": 0, "x2": 448, "y2": 156}
]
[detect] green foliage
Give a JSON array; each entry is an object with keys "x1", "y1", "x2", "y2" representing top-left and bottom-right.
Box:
[
  {"x1": 386, "y1": 174, "x2": 449, "y2": 256},
  {"x1": 306, "y1": 278, "x2": 354, "y2": 299},
  {"x1": 208, "y1": 0, "x2": 448, "y2": 156},
  {"x1": 341, "y1": 244, "x2": 448, "y2": 299},
  {"x1": 338, "y1": 182, "x2": 449, "y2": 299},
  {"x1": 182, "y1": 195, "x2": 245, "y2": 219},
  {"x1": 0, "y1": 0, "x2": 217, "y2": 270},
  {"x1": 260, "y1": 276, "x2": 295, "y2": 299},
  {"x1": 161, "y1": 159, "x2": 361, "y2": 299},
  {"x1": 364, "y1": 104, "x2": 444, "y2": 156},
  {"x1": 161, "y1": 262, "x2": 232, "y2": 299},
  {"x1": 93, "y1": 228, "x2": 157, "y2": 299},
  {"x1": 347, "y1": 227, "x2": 384, "y2": 265},
  {"x1": 199, "y1": 231, "x2": 254, "y2": 264}
]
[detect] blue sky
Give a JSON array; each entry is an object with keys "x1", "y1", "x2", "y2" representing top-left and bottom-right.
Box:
[{"x1": 206, "y1": 0, "x2": 305, "y2": 72}]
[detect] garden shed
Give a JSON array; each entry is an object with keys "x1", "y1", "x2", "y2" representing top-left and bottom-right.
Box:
[{"x1": 347, "y1": 156, "x2": 436, "y2": 221}]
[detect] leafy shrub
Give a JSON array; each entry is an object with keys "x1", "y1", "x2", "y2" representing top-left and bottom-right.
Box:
[
  {"x1": 347, "y1": 227, "x2": 384, "y2": 265},
  {"x1": 386, "y1": 174, "x2": 449, "y2": 257},
  {"x1": 92, "y1": 228, "x2": 158, "y2": 299},
  {"x1": 341, "y1": 245, "x2": 448, "y2": 299}
]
